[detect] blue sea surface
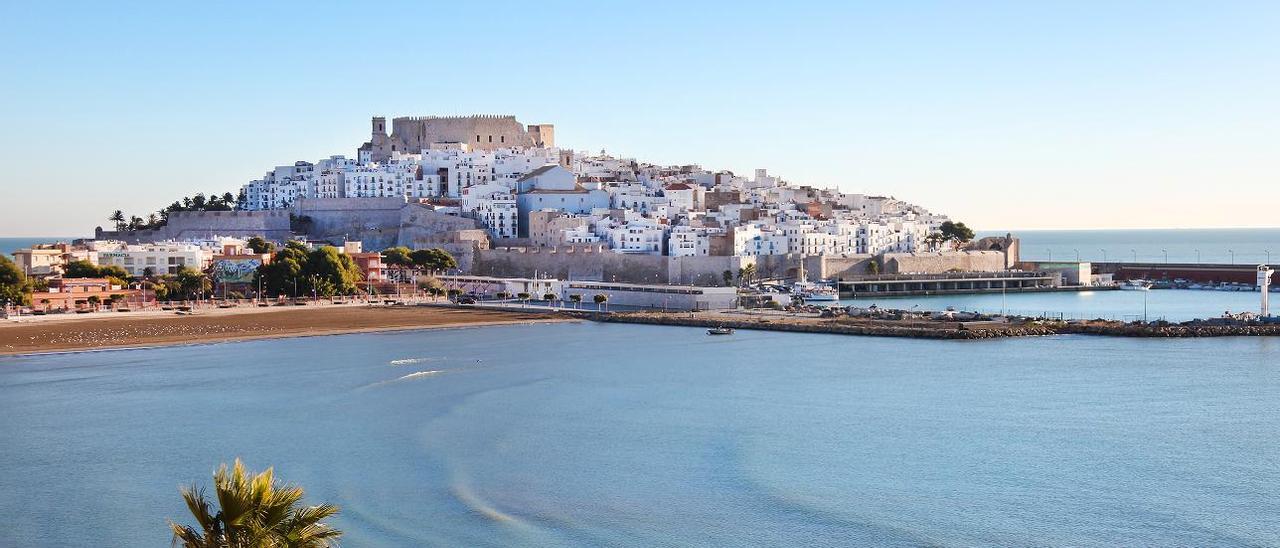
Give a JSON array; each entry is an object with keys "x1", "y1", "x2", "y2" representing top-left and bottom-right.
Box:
[
  {"x1": 2, "y1": 322, "x2": 1278, "y2": 546},
  {"x1": 0, "y1": 237, "x2": 81, "y2": 257},
  {"x1": 983, "y1": 228, "x2": 1280, "y2": 265}
]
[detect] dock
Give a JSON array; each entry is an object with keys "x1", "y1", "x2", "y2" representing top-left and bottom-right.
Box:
[{"x1": 836, "y1": 271, "x2": 1068, "y2": 298}]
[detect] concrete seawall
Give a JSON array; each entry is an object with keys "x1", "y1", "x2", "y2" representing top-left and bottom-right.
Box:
[{"x1": 590, "y1": 311, "x2": 1280, "y2": 340}]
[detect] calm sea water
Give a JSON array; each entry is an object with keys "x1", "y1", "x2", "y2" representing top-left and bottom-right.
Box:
[
  {"x1": 0, "y1": 237, "x2": 80, "y2": 257},
  {"x1": 2, "y1": 322, "x2": 1278, "y2": 546},
  {"x1": 982, "y1": 228, "x2": 1280, "y2": 265}
]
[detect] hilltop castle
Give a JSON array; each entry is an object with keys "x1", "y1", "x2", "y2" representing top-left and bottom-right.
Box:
[{"x1": 358, "y1": 114, "x2": 554, "y2": 162}]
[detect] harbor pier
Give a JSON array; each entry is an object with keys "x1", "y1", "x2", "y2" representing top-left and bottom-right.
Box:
[{"x1": 836, "y1": 271, "x2": 1060, "y2": 298}]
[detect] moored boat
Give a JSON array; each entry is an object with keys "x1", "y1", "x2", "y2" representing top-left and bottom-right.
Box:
[
  {"x1": 794, "y1": 282, "x2": 840, "y2": 302},
  {"x1": 1119, "y1": 280, "x2": 1152, "y2": 291},
  {"x1": 707, "y1": 326, "x2": 734, "y2": 335}
]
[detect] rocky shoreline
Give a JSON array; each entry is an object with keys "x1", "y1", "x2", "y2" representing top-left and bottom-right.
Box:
[{"x1": 589, "y1": 311, "x2": 1280, "y2": 340}]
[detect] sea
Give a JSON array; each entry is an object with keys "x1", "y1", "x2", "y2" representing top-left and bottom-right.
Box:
[
  {"x1": 981, "y1": 228, "x2": 1280, "y2": 265},
  {"x1": 0, "y1": 237, "x2": 82, "y2": 257},
  {"x1": 2, "y1": 322, "x2": 1278, "y2": 546}
]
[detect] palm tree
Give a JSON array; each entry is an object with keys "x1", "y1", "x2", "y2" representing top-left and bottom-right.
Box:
[
  {"x1": 170, "y1": 459, "x2": 341, "y2": 548},
  {"x1": 109, "y1": 210, "x2": 125, "y2": 231},
  {"x1": 593, "y1": 293, "x2": 608, "y2": 312},
  {"x1": 737, "y1": 264, "x2": 757, "y2": 287},
  {"x1": 569, "y1": 294, "x2": 582, "y2": 309}
]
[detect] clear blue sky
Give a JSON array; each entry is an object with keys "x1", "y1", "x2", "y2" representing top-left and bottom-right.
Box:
[{"x1": 2, "y1": 1, "x2": 1277, "y2": 237}]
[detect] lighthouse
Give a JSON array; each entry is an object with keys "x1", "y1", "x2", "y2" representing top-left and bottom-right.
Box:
[{"x1": 1260, "y1": 265, "x2": 1274, "y2": 317}]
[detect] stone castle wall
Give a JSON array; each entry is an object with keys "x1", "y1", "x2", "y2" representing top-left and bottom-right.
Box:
[
  {"x1": 94, "y1": 211, "x2": 292, "y2": 243},
  {"x1": 391, "y1": 115, "x2": 541, "y2": 152},
  {"x1": 884, "y1": 251, "x2": 1006, "y2": 274}
]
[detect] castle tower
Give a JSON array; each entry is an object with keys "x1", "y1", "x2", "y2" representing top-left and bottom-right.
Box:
[
  {"x1": 528, "y1": 124, "x2": 555, "y2": 148},
  {"x1": 368, "y1": 116, "x2": 391, "y2": 163}
]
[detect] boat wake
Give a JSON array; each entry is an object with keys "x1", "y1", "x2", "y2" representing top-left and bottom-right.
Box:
[
  {"x1": 389, "y1": 357, "x2": 438, "y2": 366},
  {"x1": 450, "y1": 479, "x2": 518, "y2": 523},
  {"x1": 396, "y1": 370, "x2": 442, "y2": 381},
  {"x1": 358, "y1": 370, "x2": 443, "y2": 390}
]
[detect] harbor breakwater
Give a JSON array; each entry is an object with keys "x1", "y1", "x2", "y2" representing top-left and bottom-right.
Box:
[{"x1": 585, "y1": 311, "x2": 1280, "y2": 340}]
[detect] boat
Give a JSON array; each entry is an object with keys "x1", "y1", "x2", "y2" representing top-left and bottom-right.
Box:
[
  {"x1": 707, "y1": 326, "x2": 734, "y2": 335},
  {"x1": 1119, "y1": 280, "x2": 1152, "y2": 291},
  {"x1": 794, "y1": 282, "x2": 840, "y2": 302}
]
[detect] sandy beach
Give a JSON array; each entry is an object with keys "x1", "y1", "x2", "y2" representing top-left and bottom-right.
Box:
[{"x1": 0, "y1": 304, "x2": 563, "y2": 356}]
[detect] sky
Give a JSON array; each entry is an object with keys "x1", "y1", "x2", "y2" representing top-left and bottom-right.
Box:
[{"x1": 1, "y1": 1, "x2": 1277, "y2": 237}]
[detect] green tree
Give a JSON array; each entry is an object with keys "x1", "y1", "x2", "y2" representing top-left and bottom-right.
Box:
[
  {"x1": 261, "y1": 242, "x2": 309, "y2": 297},
  {"x1": 64, "y1": 260, "x2": 100, "y2": 278},
  {"x1": 543, "y1": 293, "x2": 557, "y2": 302},
  {"x1": 246, "y1": 237, "x2": 276, "y2": 254},
  {"x1": 409, "y1": 248, "x2": 457, "y2": 275},
  {"x1": 517, "y1": 292, "x2": 531, "y2": 301},
  {"x1": 593, "y1": 293, "x2": 608, "y2": 311},
  {"x1": 169, "y1": 459, "x2": 341, "y2": 548},
  {"x1": 867, "y1": 259, "x2": 880, "y2": 275},
  {"x1": 417, "y1": 277, "x2": 443, "y2": 297},
  {"x1": 98, "y1": 264, "x2": 130, "y2": 280},
  {"x1": 87, "y1": 295, "x2": 101, "y2": 308},
  {"x1": 722, "y1": 270, "x2": 734, "y2": 287},
  {"x1": 175, "y1": 268, "x2": 212, "y2": 300},
  {"x1": 382, "y1": 246, "x2": 412, "y2": 268},
  {"x1": 109, "y1": 210, "x2": 125, "y2": 231},
  {"x1": 569, "y1": 294, "x2": 582, "y2": 309},
  {"x1": 937, "y1": 221, "x2": 976, "y2": 249},
  {"x1": 304, "y1": 246, "x2": 362, "y2": 297},
  {"x1": 0, "y1": 256, "x2": 31, "y2": 307}
]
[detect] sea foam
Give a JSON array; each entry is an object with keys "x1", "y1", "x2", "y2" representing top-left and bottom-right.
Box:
[{"x1": 389, "y1": 357, "x2": 436, "y2": 366}]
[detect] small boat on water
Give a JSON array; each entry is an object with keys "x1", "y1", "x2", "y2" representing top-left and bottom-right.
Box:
[
  {"x1": 1119, "y1": 279, "x2": 1153, "y2": 291},
  {"x1": 707, "y1": 326, "x2": 734, "y2": 335}
]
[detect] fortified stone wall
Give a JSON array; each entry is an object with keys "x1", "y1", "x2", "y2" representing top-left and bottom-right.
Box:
[
  {"x1": 819, "y1": 255, "x2": 877, "y2": 280},
  {"x1": 668, "y1": 255, "x2": 749, "y2": 286},
  {"x1": 398, "y1": 227, "x2": 489, "y2": 272},
  {"x1": 93, "y1": 211, "x2": 292, "y2": 243},
  {"x1": 292, "y1": 198, "x2": 482, "y2": 254},
  {"x1": 392, "y1": 115, "x2": 540, "y2": 152},
  {"x1": 884, "y1": 251, "x2": 1006, "y2": 274},
  {"x1": 473, "y1": 246, "x2": 670, "y2": 283}
]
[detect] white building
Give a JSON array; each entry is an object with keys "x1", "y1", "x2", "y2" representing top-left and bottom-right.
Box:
[
  {"x1": 461, "y1": 183, "x2": 518, "y2": 238},
  {"x1": 96, "y1": 242, "x2": 214, "y2": 277}
]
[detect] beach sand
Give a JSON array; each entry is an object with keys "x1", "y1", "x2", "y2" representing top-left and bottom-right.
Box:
[{"x1": 0, "y1": 304, "x2": 562, "y2": 356}]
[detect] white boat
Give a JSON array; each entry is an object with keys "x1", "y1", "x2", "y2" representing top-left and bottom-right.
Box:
[
  {"x1": 1119, "y1": 280, "x2": 1152, "y2": 291},
  {"x1": 707, "y1": 326, "x2": 734, "y2": 335},
  {"x1": 794, "y1": 282, "x2": 840, "y2": 302}
]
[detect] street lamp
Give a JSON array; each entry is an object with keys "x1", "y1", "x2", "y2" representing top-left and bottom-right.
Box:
[
  {"x1": 1195, "y1": 249, "x2": 1201, "y2": 264},
  {"x1": 1047, "y1": 249, "x2": 1052, "y2": 262},
  {"x1": 1074, "y1": 248, "x2": 1080, "y2": 262},
  {"x1": 1229, "y1": 249, "x2": 1235, "y2": 265},
  {"x1": 1162, "y1": 249, "x2": 1168, "y2": 264},
  {"x1": 1100, "y1": 249, "x2": 1107, "y2": 262},
  {"x1": 1267, "y1": 250, "x2": 1272, "y2": 264},
  {"x1": 1131, "y1": 249, "x2": 1137, "y2": 262}
]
